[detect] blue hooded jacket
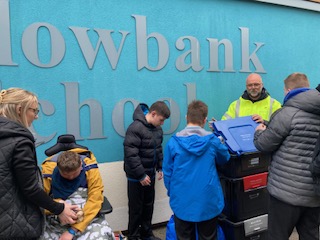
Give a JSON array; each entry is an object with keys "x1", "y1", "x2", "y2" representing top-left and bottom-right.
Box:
[{"x1": 163, "y1": 126, "x2": 230, "y2": 222}]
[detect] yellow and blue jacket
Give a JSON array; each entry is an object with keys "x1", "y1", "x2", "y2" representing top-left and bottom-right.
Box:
[{"x1": 42, "y1": 148, "x2": 104, "y2": 233}]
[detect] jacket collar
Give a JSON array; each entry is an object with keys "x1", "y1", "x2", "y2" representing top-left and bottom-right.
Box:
[{"x1": 283, "y1": 88, "x2": 310, "y2": 105}]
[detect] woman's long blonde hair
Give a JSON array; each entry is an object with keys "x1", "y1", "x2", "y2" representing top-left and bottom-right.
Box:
[{"x1": 0, "y1": 88, "x2": 38, "y2": 128}]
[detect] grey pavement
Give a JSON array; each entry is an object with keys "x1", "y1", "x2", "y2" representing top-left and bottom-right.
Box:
[{"x1": 289, "y1": 228, "x2": 298, "y2": 240}]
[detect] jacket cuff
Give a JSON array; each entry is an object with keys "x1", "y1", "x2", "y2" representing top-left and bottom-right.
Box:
[{"x1": 139, "y1": 174, "x2": 147, "y2": 181}]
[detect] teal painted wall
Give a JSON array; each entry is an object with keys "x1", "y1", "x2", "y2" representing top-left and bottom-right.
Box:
[{"x1": 1, "y1": 0, "x2": 320, "y2": 163}]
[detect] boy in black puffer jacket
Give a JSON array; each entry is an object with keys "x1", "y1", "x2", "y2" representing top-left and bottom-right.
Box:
[{"x1": 123, "y1": 101, "x2": 170, "y2": 240}]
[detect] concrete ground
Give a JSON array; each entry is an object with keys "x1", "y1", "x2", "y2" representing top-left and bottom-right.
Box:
[
  {"x1": 152, "y1": 225, "x2": 299, "y2": 240},
  {"x1": 289, "y1": 229, "x2": 299, "y2": 240}
]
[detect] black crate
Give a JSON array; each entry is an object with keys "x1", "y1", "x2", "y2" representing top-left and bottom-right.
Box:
[
  {"x1": 219, "y1": 214, "x2": 268, "y2": 240},
  {"x1": 218, "y1": 151, "x2": 270, "y2": 178},
  {"x1": 220, "y1": 173, "x2": 269, "y2": 222}
]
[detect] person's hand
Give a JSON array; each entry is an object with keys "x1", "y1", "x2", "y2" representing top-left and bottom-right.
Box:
[
  {"x1": 58, "y1": 202, "x2": 79, "y2": 225},
  {"x1": 157, "y1": 170, "x2": 163, "y2": 180},
  {"x1": 140, "y1": 175, "x2": 151, "y2": 186},
  {"x1": 59, "y1": 230, "x2": 75, "y2": 240},
  {"x1": 76, "y1": 209, "x2": 84, "y2": 223},
  {"x1": 255, "y1": 123, "x2": 266, "y2": 131},
  {"x1": 252, "y1": 114, "x2": 264, "y2": 124},
  {"x1": 208, "y1": 117, "x2": 217, "y2": 131}
]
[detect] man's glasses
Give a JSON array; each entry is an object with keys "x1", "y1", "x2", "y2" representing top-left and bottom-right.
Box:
[
  {"x1": 29, "y1": 107, "x2": 40, "y2": 115},
  {"x1": 246, "y1": 83, "x2": 261, "y2": 88}
]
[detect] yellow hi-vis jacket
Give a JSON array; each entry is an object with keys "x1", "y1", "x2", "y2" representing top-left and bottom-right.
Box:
[
  {"x1": 42, "y1": 148, "x2": 104, "y2": 233},
  {"x1": 222, "y1": 95, "x2": 281, "y2": 121}
]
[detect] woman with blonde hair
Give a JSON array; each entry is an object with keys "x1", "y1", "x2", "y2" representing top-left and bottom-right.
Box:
[{"x1": 0, "y1": 88, "x2": 79, "y2": 239}]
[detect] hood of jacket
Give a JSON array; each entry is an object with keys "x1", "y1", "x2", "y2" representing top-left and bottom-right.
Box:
[
  {"x1": 0, "y1": 116, "x2": 35, "y2": 142},
  {"x1": 132, "y1": 103, "x2": 156, "y2": 129},
  {"x1": 173, "y1": 126, "x2": 213, "y2": 156},
  {"x1": 284, "y1": 88, "x2": 320, "y2": 116}
]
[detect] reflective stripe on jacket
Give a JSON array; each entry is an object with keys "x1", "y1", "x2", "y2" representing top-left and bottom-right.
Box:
[{"x1": 222, "y1": 95, "x2": 281, "y2": 121}]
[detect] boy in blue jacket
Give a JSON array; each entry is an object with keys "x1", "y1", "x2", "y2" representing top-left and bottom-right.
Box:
[{"x1": 163, "y1": 100, "x2": 230, "y2": 240}]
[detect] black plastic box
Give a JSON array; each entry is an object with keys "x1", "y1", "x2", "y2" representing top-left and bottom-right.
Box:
[
  {"x1": 219, "y1": 214, "x2": 268, "y2": 240},
  {"x1": 218, "y1": 151, "x2": 270, "y2": 178},
  {"x1": 221, "y1": 172, "x2": 269, "y2": 222}
]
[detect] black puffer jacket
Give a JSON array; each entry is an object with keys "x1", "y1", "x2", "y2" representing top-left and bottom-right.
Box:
[
  {"x1": 0, "y1": 117, "x2": 64, "y2": 239},
  {"x1": 123, "y1": 104, "x2": 163, "y2": 181}
]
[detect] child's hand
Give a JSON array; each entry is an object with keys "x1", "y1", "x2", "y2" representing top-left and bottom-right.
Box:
[{"x1": 208, "y1": 117, "x2": 216, "y2": 131}]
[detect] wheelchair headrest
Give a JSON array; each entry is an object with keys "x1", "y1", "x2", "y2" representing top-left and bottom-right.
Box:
[{"x1": 45, "y1": 134, "x2": 88, "y2": 156}]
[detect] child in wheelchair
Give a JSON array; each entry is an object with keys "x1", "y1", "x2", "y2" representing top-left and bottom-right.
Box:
[{"x1": 40, "y1": 149, "x2": 115, "y2": 240}]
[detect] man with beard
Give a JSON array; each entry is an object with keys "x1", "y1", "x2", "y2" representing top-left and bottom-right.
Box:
[{"x1": 216, "y1": 73, "x2": 281, "y2": 124}]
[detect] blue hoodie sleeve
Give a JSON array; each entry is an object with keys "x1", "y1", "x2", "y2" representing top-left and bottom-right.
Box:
[
  {"x1": 213, "y1": 137, "x2": 230, "y2": 165},
  {"x1": 163, "y1": 139, "x2": 174, "y2": 196}
]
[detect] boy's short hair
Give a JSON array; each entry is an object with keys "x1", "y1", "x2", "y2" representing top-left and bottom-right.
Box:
[
  {"x1": 187, "y1": 100, "x2": 208, "y2": 125},
  {"x1": 284, "y1": 72, "x2": 310, "y2": 90},
  {"x1": 149, "y1": 101, "x2": 170, "y2": 119},
  {"x1": 57, "y1": 151, "x2": 81, "y2": 172}
]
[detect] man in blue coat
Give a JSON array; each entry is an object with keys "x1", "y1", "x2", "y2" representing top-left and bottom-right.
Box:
[{"x1": 163, "y1": 100, "x2": 230, "y2": 240}]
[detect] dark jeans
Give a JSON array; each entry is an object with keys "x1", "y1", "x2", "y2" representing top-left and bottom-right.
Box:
[
  {"x1": 268, "y1": 195, "x2": 320, "y2": 240},
  {"x1": 127, "y1": 180, "x2": 155, "y2": 240},
  {"x1": 174, "y1": 215, "x2": 218, "y2": 240}
]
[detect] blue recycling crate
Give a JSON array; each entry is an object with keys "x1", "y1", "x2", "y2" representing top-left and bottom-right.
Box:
[{"x1": 212, "y1": 116, "x2": 270, "y2": 178}]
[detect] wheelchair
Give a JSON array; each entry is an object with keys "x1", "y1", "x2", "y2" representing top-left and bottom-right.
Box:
[{"x1": 44, "y1": 134, "x2": 113, "y2": 215}]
